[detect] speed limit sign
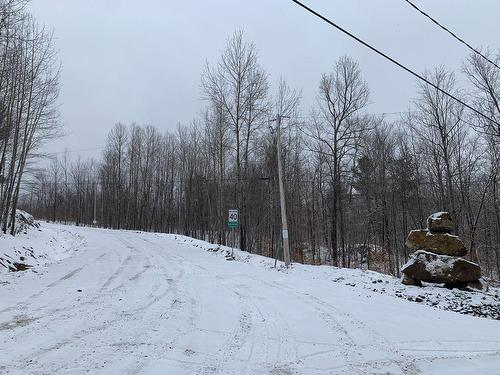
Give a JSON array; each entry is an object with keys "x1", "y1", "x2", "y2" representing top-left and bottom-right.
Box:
[{"x1": 228, "y1": 209, "x2": 238, "y2": 228}]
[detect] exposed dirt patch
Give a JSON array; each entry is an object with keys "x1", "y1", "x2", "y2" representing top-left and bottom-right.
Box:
[
  {"x1": 11, "y1": 262, "x2": 32, "y2": 272},
  {"x1": 270, "y1": 364, "x2": 297, "y2": 375},
  {"x1": 0, "y1": 314, "x2": 37, "y2": 331}
]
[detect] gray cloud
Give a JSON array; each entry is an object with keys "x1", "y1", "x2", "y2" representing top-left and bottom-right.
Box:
[{"x1": 28, "y1": 0, "x2": 500, "y2": 157}]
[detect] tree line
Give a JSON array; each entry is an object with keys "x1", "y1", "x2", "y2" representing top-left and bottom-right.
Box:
[
  {"x1": 0, "y1": 0, "x2": 59, "y2": 235},
  {"x1": 22, "y1": 30, "x2": 500, "y2": 279}
]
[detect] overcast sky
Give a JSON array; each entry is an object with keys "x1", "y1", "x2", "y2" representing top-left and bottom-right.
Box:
[{"x1": 29, "y1": 0, "x2": 500, "y2": 159}]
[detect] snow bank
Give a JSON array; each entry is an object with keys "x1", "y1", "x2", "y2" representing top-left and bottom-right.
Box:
[
  {"x1": 0, "y1": 209, "x2": 40, "y2": 235},
  {"x1": 166, "y1": 234, "x2": 500, "y2": 320},
  {"x1": 0, "y1": 216, "x2": 85, "y2": 273},
  {"x1": 13, "y1": 209, "x2": 40, "y2": 234}
]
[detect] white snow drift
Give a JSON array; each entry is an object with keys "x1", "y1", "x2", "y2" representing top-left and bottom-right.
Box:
[{"x1": 0, "y1": 212, "x2": 85, "y2": 272}]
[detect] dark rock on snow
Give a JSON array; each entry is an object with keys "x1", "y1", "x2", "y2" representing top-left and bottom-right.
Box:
[
  {"x1": 427, "y1": 211, "x2": 453, "y2": 233},
  {"x1": 401, "y1": 250, "x2": 481, "y2": 284},
  {"x1": 401, "y1": 274, "x2": 422, "y2": 287},
  {"x1": 468, "y1": 280, "x2": 486, "y2": 291}
]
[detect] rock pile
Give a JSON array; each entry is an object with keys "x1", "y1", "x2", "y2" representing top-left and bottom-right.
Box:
[{"x1": 401, "y1": 212, "x2": 481, "y2": 288}]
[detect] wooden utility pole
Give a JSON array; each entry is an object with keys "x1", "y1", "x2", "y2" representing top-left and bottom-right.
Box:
[
  {"x1": 275, "y1": 115, "x2": 291, "y2": 267},
  {"x1": 93, "y1": 182, "x2": 97, "y2": 226}
]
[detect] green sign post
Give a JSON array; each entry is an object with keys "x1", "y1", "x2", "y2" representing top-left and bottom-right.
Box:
[{"x1": 228, "y1": 209, "x2": 238, "y2": 228}]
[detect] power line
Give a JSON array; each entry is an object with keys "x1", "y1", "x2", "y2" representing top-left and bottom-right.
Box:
[
  {"x1": 403, "y1": 0, "x2": 500, "y2": 71},
  {"x1": 48, "y1": 146, "x2": 104, "y2": 156},
  {"x1": 293, "y1": 111, "x2": 413, "y2": 120},
  {"x1": 289, "y1": 0, "x2": 500, "y2": 129}
]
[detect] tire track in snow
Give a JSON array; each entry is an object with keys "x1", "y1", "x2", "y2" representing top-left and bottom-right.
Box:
[
  {"x1": 303, "y1": 293, "x2": 420, "y2": 375},
  {"x1": 230, "y1": 281, "x2": 300, "y2": 373},
  {"x1": 51, "y1": 266, "x2": 84, "y2": 283},
  {"x1": 196, "y1": 291, "x2": 254, "y2": 375},
  {"x1": 100, "y1": 246, "x2": 134, "y2": 290},
  {"x1": 149, "y1": 241, "x2": 259, "y2": 375},
  {"x1": 260, "y1": 278, "x2": 420, "y2": 375},
  {"x1": 238, "y1": 275, "x2": 417, "y2": 374},
  {"x1": 119, "y1": 235, "x2": 202, "y2": 375},
  {"x1": 0, "y1": 229, "x2": 112, "y2": 316},
  {"x1": 1, "y1": 233, "x2": 182, "y2": 374},
  {"x1": 1, "y1": 236, "x2": 125, "y2": 320},
  {"x1": 165, "y1": 237, "x2": 318, "y2": 374},
  {"x1": 246, "y1": 277, "x2": 357, "y2": 357},
  {"x1": 68, "y1": 239, "x2": 187, "y2": 375},
  {"x1": 0, "y1": 252, "x2": 107, "y2": 320},
  {"x1": 0, "y1": 252, "x2": 107, "y2": 316}
]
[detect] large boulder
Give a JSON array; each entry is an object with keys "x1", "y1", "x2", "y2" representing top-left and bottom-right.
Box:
[
  {"x1": 427, "y1": 212, "x2": 453, "y2": 233},
  {"x1": 401, "y1": 274, "x2": 422, "y2": 287},
  {"x1": 406, "y1": 229, "x2": 467, "y2": 256},
  {"x1": 401, "y1": 250, "x2": 481, "y2": 284}
]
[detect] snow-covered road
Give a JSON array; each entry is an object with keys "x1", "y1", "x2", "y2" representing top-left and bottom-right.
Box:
[{"x1": 1, "y1": 224, "x2": 500, "y2": 374}]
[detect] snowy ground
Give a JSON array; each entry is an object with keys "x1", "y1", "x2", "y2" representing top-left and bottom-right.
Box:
[
  {"x1": 0, "y1": 216, "x2": 85, "y2": 272},
  {"x1": 1, "y1": 223, "x2": 500, "y2": 374}
]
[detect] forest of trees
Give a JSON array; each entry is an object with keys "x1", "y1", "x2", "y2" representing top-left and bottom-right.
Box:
[
  {"x1": 0, "y1": 0, "x2": 59, "y2": 235},
  {"x1": 18, "y1": 30, "x2": 500, "y2": 279}
]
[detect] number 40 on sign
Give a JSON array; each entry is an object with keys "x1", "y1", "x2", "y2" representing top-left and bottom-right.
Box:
[{"x1": 228, "y1": 209, "x2": 238, "y2": 228}]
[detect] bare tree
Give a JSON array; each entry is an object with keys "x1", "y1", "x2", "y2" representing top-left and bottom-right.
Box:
[
  {"x1": 463, "y1": 50, "x2": 500, "y2": 139},
  {"x1": 0, "y1": 8, "x2": 60, "y2": 234},
  {"x1": 412, "y1": 68, "x2": 465, "y2": 232},
  {"x1": 202, "y1": 29, "x2": 268, "y2": 250},
  {"x1": 306, "y1": 56, "x2": 369, "y2": 266}
]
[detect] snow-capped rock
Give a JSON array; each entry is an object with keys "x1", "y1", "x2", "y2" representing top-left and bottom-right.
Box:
[{"x1": 401, "y1": 250, "x2": 481, "y2": 284}]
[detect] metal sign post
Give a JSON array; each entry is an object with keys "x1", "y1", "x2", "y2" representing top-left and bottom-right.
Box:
[{"x1": 228, "y1": 209, "x2": 238, "y2": 258}]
